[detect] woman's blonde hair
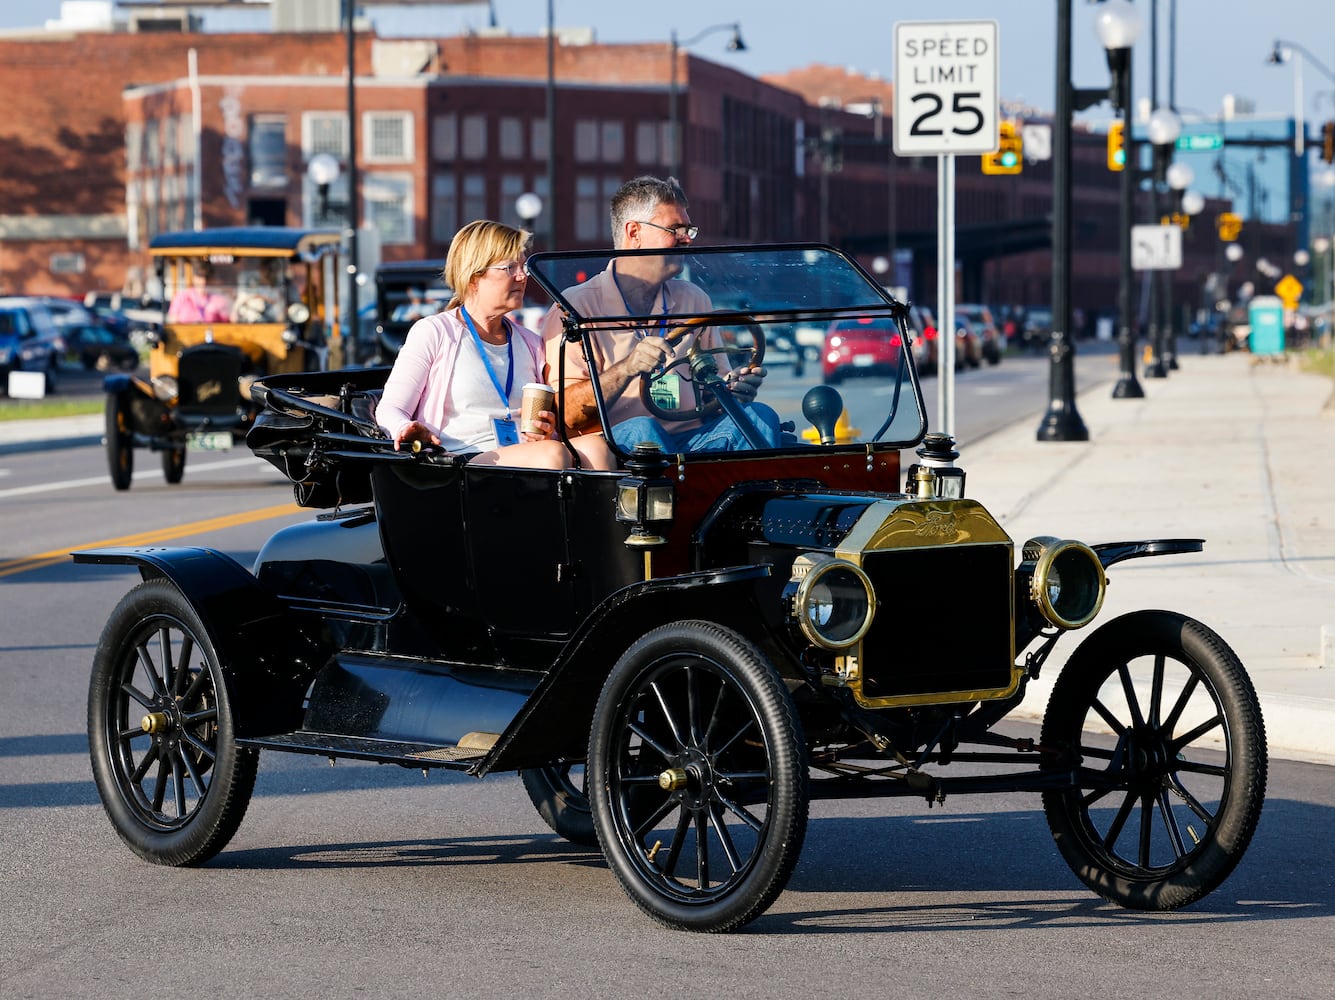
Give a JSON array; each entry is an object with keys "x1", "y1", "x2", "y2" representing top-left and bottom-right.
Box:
[{"x1": 444, "y1": 219, "x2": 531, "y2": 309}]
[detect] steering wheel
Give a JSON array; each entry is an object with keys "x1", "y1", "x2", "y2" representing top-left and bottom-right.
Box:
[{"x1": 640, "y1": 313, "x2": 766, "y2": 423}]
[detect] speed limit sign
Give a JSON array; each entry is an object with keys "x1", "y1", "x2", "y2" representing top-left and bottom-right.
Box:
[{"x1": 894, "y1": 20, "x2": 999, "y2": 157}]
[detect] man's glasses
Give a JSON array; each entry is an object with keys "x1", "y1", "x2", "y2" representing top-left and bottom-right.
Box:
[
  {"x1": 637, "y1": 220, "x2": 699, "y2": 241},
  {"x1": 484, "y1": 261, "x2": 527, "y2": 278}
]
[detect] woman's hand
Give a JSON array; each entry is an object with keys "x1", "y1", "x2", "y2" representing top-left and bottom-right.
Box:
[
  {"x1": 519, "y1": 408, "x2": 556, "y2": 442},
  {"x1": 394, "y1": 420, "x2": 440, "y2": 452}
]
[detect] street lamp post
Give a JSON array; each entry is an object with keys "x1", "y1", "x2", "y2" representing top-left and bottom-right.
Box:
[
  {"x1": 1096, "y1": 0, "x2": 1146, "y2": 400},
  {"x1": 1039, "y1": 0, "x2": 1115, "y2": 441},
  {"x1": 1163, "y1": 159, "x2": 1194, "y2": 370},
  {"x1": 668, "y1": 23, "x2": 745, "y2": 180},
  {"x1": 343, "y1": 0, "x2": 360, "y2": 367},
  {"x1": 1144, "y1": 106, "x2": 1182, "y2": 378}
]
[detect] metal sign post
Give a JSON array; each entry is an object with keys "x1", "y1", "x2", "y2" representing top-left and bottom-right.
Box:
[{"x1": 895, "y1": 20, "x2": 999, "y2": 439}]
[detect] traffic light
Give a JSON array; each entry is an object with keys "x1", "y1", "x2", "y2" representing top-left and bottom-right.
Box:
[
  {"x1": 1322, "y1": 120, "x2": 1335, "y2": 164},
  {"x1": 982, "y1": 121, "x2": 1023, "y2": 175},
  {"x1": 1107, "y1": 121, "x2": 1126, "y2": 171}
]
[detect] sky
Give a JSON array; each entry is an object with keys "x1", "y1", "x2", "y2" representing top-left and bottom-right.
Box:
[{"x1": 5, "y1": 0, "x2": 1333, "y2": 127}]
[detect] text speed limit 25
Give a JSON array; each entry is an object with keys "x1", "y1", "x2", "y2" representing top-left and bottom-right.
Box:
[{"x1": 894, "y1": 20, "x2": 999, "y2": 157}]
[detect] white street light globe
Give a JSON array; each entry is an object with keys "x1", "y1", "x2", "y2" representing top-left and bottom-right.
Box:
[
  {"x1": 1180, "y1": 190, "x2": 1206, "y2": 215},
  {"x1": 871, "y1": 255, "x2": 889, "y2": 275},
  {"x1": 515, "y1": 191, "x2": 543, "y2": 223},
  {"x1": 1147, "y1": 107, "x2": 1183, "y2": 146},
  {"x1": 1314, "y1": 237, "x2": 1332, "y2": 254},
  {"x1": 1321, "y1": 167, "x2": 1335, "y2": 189},
  {"x1": 1225, "y1": 243, "x2": 1245, "y2": 262},
  {"x1": 306, "y1": 152, "x2": 341, "y2": 186},
  {"x1": 1094, "y1": 0, "x2": 1144, "y2": 51},
  {"x1": 1166, "y1": 162, "x2": 1195, "y2": 191},
  {"x1": 1294, "y1": 249, "x2": 1310, "y2": 266}
]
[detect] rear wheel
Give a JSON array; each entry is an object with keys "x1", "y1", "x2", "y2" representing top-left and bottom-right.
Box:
[
  {"x1": 105, "y1": 393, "x2": 134, "y2": 491},
  {"x1": 88, "y1": 580, "x2": 258, "y2": 865},
  {"x1": 589, "y1": 621, "x2": 808, "y2": 932},
  {"x1": 1040, "y1": 610, "x2": 1266, "y2": 910},
  {"x1": 521, "y1": 763, "x2": 596, "y2": 846}
]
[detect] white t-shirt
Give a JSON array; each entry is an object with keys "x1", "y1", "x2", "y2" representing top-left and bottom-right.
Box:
[{"x1": 437, "y1": 335, "x2": 537, "y2": 453}]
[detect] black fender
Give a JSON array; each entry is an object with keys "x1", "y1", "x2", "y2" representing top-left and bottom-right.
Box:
[
  {"x1": 72, "y1": 546, "x2": 314, "y2": 737},
  {"x1": 1093, "y1": 538, "x2": 1203, "y2": 570},
  {"x1": 484, "y1": 565, "x2": 775, "y2": 774}
]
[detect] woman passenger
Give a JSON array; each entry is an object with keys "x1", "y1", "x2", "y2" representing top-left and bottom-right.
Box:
[{"x1": 376, "y1": 220, "x2": 614, "y2": 470}]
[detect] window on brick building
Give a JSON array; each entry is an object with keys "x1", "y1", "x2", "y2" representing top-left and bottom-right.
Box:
[
  {"x1": 365, "y1": 172, "x2": 413, "y2": 245},
  {"x1": 249, "y1": 114, "x2": 288, "y2": 189},
  {"x1": 499, "y1": 174, "x2": 524, "y2": 227},
  {"x1": 463, "y1": 173, "x2": 486, "y2": 221},
  {"x1": 365, "y1": 112, "x2": 413, "y2": 163},
  {"x1": 178, "y1": 113, "x2": 195, "y2": 165},
  {"x1": 574, "y1": 120, "x2": 598, "y2": 163},
  {"x1": 499, "y1": 117, "x2": 524, "y2": 160},
  {"x1": 432, "y1": 112, "x2": 458, "y2": 161},
  {"x1": 574, "y1": 175, "x2": 599, "y2": 241},
  {"x1": 635, "y1": 122, "x2": 658, "y2": 166},
  {"x1": 146, "y1": 121, "x2": 161, "y2": 169},
  {"x1": 531, "y1": 119, "x2": 548, "y2": 162},
  {"x1": 461, "y1": 114, "x2": 487, "y2": 160},
  {"x1": 304, "y1": 112, "x2": 348, "y2": 158},
  {"x1": 431, "y1": 172, "x2": 458, "y2": 242},
  {"x1": 600, "y1": 122, "x2": 624, "y2": 163}
]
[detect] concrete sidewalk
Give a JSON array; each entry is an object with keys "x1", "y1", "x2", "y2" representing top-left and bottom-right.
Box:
[
  {"x1": 957, "y1": 351, "x2": 1335, "y2": 763},
  {"x1": 3, "y1": 353, "x2": 1333, "y2": 761}
]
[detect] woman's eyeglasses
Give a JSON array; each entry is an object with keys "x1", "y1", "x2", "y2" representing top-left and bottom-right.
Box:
[{"x1": 484, "y1": 261, "x2": 527, "y2": 279}]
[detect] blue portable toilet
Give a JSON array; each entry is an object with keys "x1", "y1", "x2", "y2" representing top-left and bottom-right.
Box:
[{"x1": 1248, "y1": 296, "x2": 1284, "y2": 356}]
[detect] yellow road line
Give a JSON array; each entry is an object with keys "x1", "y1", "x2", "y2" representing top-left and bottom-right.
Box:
[{"x1": 0, "y1": 502, "x2": 303, "y2": 579}]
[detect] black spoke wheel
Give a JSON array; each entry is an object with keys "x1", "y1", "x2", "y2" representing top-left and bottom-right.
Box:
[
  {"x1": 105, "y1": 393, "x2": 134, "y2": 491},
  {"x1": 1040, "y1": 610, "x2": 1266, "y2": 910},
  {"x1": 520, "y1": 762, "x2": 597, "y2": 846},
  {"x1": 589, "y1": 621, "x2": 807, "y2": 932},
  {"x1": 88, "y1": 580, "x2": 258, "y2": 866},
  {"x1": 162, "y1": 444, "x2": 186, "y2": 484}
]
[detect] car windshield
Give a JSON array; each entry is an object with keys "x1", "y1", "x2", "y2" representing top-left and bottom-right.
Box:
[{"x1": 527, "y1": 244, "x2": 927, "y2": 460}]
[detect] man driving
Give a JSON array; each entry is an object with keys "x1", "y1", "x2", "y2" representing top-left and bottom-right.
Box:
[{"x1": 541, "y1": 176, "x2": 779, "y2": 452}]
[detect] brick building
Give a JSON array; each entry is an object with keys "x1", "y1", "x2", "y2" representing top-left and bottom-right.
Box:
[{"x1": 0, "y1": 17, "x2": 1268, "y2": 326}]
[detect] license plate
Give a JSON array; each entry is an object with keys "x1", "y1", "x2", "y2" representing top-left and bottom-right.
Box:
[
  {"x1": 187, "y1": 431, "x2": 233, "y2": 452},
  {"x1": 853, "y1": 354, "x2": 876, "y2": 367}
]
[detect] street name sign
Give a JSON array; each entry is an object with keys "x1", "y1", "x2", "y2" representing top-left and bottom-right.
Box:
[
  {"x1": 1131, "y1": 224, "x2": 1183, "y2": 270},
  {"x1": 894, "y1": 20, "x2": 999, "y2": 157},
  {"x1": 1176, "y1": 134, "x2": 1224, "y2": 151}
]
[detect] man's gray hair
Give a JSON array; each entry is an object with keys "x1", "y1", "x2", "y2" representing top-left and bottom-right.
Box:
[{"x1": 609, "y1": 175, "x2": 688, "y2": 248}]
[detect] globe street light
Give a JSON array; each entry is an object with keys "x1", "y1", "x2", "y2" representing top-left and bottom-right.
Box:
[
  {"x1": 668, "y1": 23, "x2": 746, "y2": 180},
  {"x1": 1095, "y1": 0, "x2": 1144, "y2": 400},
  {"x1": 1144, "y1": 106, "x2": 1182, "y2": 378}
]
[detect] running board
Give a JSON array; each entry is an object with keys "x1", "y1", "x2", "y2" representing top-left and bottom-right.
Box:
[{"x1": 239, "y1": 730, "x2": 500, "y2": 771}]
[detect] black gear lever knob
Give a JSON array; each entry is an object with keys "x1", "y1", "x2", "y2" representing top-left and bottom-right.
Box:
[{"x1": 801, "y1": 385, "x2": 843, "y2": 445}]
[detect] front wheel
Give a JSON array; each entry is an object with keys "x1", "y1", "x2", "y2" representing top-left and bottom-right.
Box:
[
  {"x1": 88, "y1": 580, "x2": 258, "y2": 865},
  {"x1": 105, "y1": 393, "x2": 134, "y2": 491},
  {"x1": 1040, "y1": 610, "x2": 1266, "y2": 910},
  {"x1": 162, "y1": 444, "x2": 186, "y2": 485},
  {"x1": 588, "y1": 621, "x2": 808, "y2": 932}
]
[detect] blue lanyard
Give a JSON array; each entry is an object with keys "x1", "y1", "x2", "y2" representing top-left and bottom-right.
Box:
[
  {"x1": 459, "y1": 306, "x2": 514, "y2": 408},
  {"x1": 610, "y1": 264, "x2": 668, "y2": 339}
]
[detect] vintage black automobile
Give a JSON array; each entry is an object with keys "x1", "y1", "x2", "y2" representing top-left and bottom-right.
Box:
[
  {"x1": 77, "y1": 244, "x2": 1266, "y2": 932},
  {"x1": 102, "y1": 227, "x2": 344, "y2": 490}
]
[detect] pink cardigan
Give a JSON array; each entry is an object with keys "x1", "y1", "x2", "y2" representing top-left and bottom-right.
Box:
[{"x1": 376, "y1": 307, "x2": 548, "y2": 445}]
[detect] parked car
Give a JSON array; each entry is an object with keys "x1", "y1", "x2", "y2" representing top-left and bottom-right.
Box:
[
  {"x1": 60, "y1": 322, "x2": 141, "y2": 371},
  {"x1": 822, "y1": 314, "x2": 906, "y2": 384},
  {"x1": 0, "y1": 296, "x2": 64, "y2": 395},
  {"x1": 956, "y1": 302, "x2": 1003, "y2": 365},
  {"x1": 77, "y1": 243, "x2": 1266, "y2": 933},
  {"x1": 1021, "y1": 305, "x2": 1053, "y2": 351},
  {"x1": 908, "y1": 305, "x2": 978, "y2": 373},
  {"x1": 102, "y1": 226, "x2": 342, "y2": 490}
]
